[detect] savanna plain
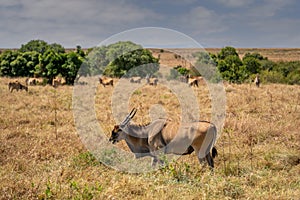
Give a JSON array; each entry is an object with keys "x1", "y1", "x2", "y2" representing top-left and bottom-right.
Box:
[{"x1": 1, "y1": 49, "x2": 300, "y2": 199}]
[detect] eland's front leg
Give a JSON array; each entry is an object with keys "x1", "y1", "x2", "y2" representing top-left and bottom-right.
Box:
[{"x1": 151, "y1": 156, "x2": 158, "y2": 167}]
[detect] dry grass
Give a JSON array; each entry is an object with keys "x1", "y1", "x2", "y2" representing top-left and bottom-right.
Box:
[
  {"x1": 149, "y1": 48, "x2": 300, "y2": 68},
  {"x1": 0, "y1": 77, "x2": 299, "y2": 199}
]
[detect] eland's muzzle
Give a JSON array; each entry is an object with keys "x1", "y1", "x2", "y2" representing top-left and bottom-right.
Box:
[{"x1": 109, "y1": 136, "x2": 117, "y2": 144}]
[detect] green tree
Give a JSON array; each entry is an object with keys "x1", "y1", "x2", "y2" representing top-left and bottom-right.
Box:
[
  {"x1": 193, "y1": 51, "x2": 216, "y2": 65},
  {"x1": 216, "y1": 47, "x2": 249, "y2": 83},
  {"x1": 61, "y1": 51, "x2": 84, "y2": 84},
  {"x1": 20, "y1": 39, "x2": 65, "y2": 54},
  {"x1": 106, "y1": 41, "x2": 142, "y2": 63},
  {"x1": 260, "y1": 59, "x2": 275, "y2": 71},
  {"x1": 243, "y1": 52, "x2": 265, "y2": 60},
  {"x1": 193, "y1": 51, "x2": 219, "y2": 79},
  {"x1": 20, "y1": 40, "x2": 49, "y2": 53},
  {"x1": 76, "y1": 45, "x2": 85, "y2": 57},
  {"x1": 49, "y1": 43, "x2": 65, "y2": 53},
  {"x1": 217, "y1": 55, "x2": 247, "y2": 83},
  {"x1": 84, "y1": 46, "x2": 108, "y2": 75},
  {"x1": 84, "y1": 41, "x2": 145, "y2": 76},
  {"x1": 287, "y1": 70, "x2": 300, "y2": 85},
  {"x1": 218, "y1": 46, "x2": 239, "y2": 60},
  {"x1": 10, "y1": 53, "x2": 28, "y2": 76},
  {"x1": 176, "y1": 66, "x2": 189, "y2": 75},
  {"x1": 0, "y1": 50, "x2": 18, "y2": 76},
  {"x1": 0, "y1": 50, "x2": 41, "y2": 77},
  {"x1": 168, "y1": 68, "x2": 180, "y2": 80},
  {"x1": 167, "y1": 66, "x2": 189, "y2": 80},
  {"x1": 22, "y1": 51, "x2": 40, "y2": 76},
  {"x1": 243, "y1": 56, "x2": 261, "y2": 74},
  {"x1": 260, "y1": 70, "x2": 285, "y2": 84},
  {"x1": 104, "y1": 48, "x2": 159, "y2": 77},
  {"x1": 35, "y1": 49, "x2": 64, "y2": 81}
]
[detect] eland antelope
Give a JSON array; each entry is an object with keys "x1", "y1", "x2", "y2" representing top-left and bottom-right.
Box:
[
  {"x1": 109, "y1": 108, "x2": 218, "y2": 170},
  {"x1": 8, "y1": 81, "x2": 28, "y2": 92},
  {"x1": 188, "y1": 77, "x2": 199, "y2": 87},
  {"x1": 254, "y1": 74, "x2": 260, "y2": 87},
  {"x1": 52, "y1": 76, "x2": 66, "y2": 87},
  {"x1": 146, "y1": 77, "x2": 158, "y2": 86},
  {"x1": 26, "y1": 77, "x2": 44, "y2": 86},
  {"x1": 99, "y1": 76, "x2": 113, "y2": 87},
  {"x1": 130, "y1": 76, "x2": 142, "y2": 83}
]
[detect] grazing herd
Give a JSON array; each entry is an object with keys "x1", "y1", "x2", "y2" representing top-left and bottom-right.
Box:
[
  {"x1": 97, "y1": 74, "x2": 203, "y2": 88},
  {"x1": 8, "y1": 73, "x2": 261, "y2": 93},
  {"x1": 7, "y1": 75, "x2": 164, "y2": 93},
  {"x1": 98, "y1": 75, "x2": 159, "y2": 87},
  {"x1": 7, "y1": 76, "x2": 66, "y2": 93},
  {"x1": 5, "y1": 74, "x2": 262, "y2": 171}
]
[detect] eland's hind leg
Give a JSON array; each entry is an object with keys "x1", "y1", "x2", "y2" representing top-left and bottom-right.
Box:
[
  {"x1": 196, "y1": 151, "x2": 214, "y2": 171},
  {"x1": 206, "y1": 153, "x2": 214, "y2": 169},
  {"x1": 197, "y1": 154, "x2": 206, "y2": 164},
  {"x1": 195, "y1": 151, "x2": 208, "y2": 173}
]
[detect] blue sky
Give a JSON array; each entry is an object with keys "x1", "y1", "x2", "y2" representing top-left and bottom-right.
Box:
[{"x1": 0, "y1": 0, "x2": 299, "y2": 48}]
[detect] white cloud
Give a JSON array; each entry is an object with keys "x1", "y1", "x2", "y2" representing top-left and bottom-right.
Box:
[
  {"x1": 0, "y1": 0, "x2": 21, "y2": 7},
  {"x1": 16, "y1": 0, "x2": 159, "y2": 25},
  {"x1": 246, "y1": 0, "x2": 295, "y2": 17},
  {"x1": 179, "y1": 6, "x2": 227, "y2": 35},
  {"x1": 0, "y1": 0, "x2": 161, "y2": 47},
  {"x1": 216, "y1": 0, "x2": 254, "y2": 7},
  {"x1": 0, "y1": 0, "x2": 299, "y2": 47},
  {"x1": 150, "y1": 0, "x2": 197, "y2": 5}
]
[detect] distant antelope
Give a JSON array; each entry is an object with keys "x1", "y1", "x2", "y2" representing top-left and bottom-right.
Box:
[
  {"x1": 130, "y1": 76, "x2": 142, "y2": 83},
  {"x1": 99, "y1": 77, "x2": 113, "y2": 87},
  {"x1": 254, "y1": 74, "x2": 260, "y2": 87},
  {"x1": 26, "y1": 77, "x2": 44, "y2": 86},
  {"x1": 52, "y1": 76, "x2": 66, "y2": 88},
  {"x1": 8, "y1": 81, "x2": 28, "y2": 92},
  {"x1": 146, "y1": 75, "x2": 158, "y2": 86},
  {"x1": 188, "y1": 78, "x2": 198, "y2": 87}
]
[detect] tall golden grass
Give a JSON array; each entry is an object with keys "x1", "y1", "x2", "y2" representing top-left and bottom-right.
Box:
[{"x1": 0, "y1": 77, "x2": 299, "y2": 199}]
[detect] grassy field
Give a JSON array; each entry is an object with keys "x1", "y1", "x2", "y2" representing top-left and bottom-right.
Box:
[
  {"x1": 0, "y1": 77, "x2": 299, "y2": 199},
  {"x1": 149, "y1": 48, "x2": 300, "y2": 68}
]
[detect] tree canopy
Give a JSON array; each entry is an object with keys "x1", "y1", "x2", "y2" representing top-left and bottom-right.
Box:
[
  {"x1": 0, "y1": 41, "x2": 299, "y2": 85},
  {"x1": 0, "y1": 40, "x2": 160, "y2": 83},
  {"x1": 0, "y1": 40, "x2": 83, "y2": 84},
  {"x1": 83, "y1": 41, "x2": 159, "y2": 77},
  {"x1": 191, "y1": 46, "x2": 300, "y2": 84},
  {"x1": 20, "y1": 39, "x2": 65, "y2": 54}
]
